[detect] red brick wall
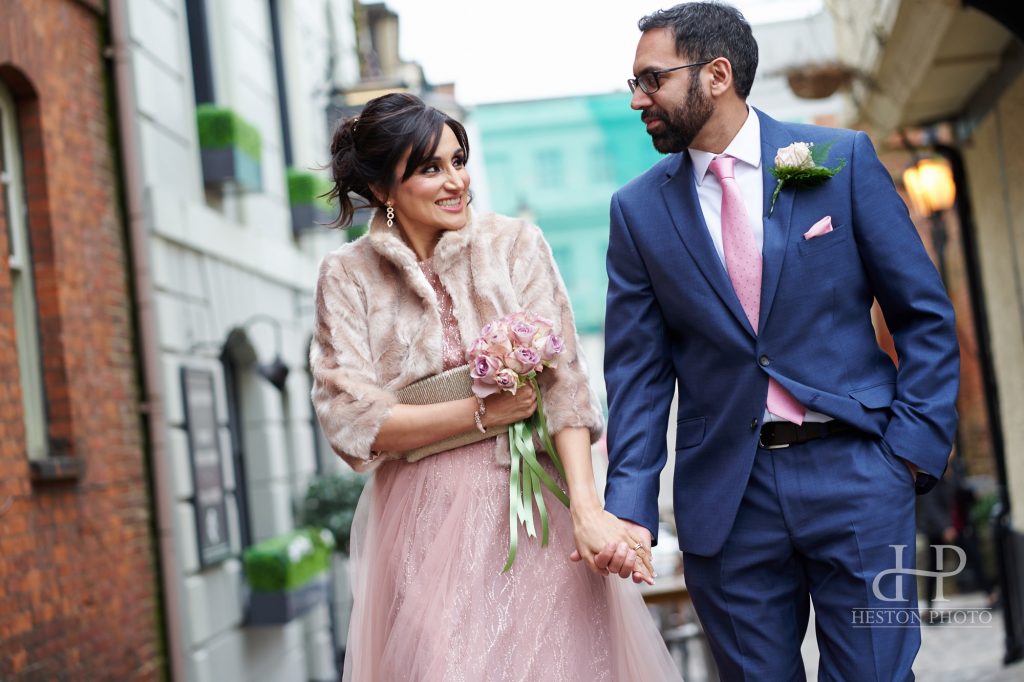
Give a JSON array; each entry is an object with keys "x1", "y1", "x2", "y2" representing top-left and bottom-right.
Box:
[{"x1": 0, "y1": 1, "x2": 164, "y2": 679}]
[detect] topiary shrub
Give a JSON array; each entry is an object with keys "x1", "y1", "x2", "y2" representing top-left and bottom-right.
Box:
[
  {"x1": 299, "y1": 472, "x2": 368, "y2": 555},
  {"x1": 243, "y1": 527, "x2": 334, "y2": 593},
  {"x1": 196, "y1": 104, "x2": 262, "y2": 160}
]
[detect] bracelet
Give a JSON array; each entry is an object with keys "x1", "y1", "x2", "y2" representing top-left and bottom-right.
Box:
[{"x1": 473, "y1": 397, "x2": 487, "y2": 434}]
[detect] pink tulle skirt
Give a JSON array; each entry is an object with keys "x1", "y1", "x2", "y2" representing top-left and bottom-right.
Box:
[{"x1": 342, "y1": 438, "x2": 682, "y2": 681}]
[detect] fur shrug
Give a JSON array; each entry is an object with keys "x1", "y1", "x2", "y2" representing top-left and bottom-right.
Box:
[{"x1": 310, "y1": 208, "x2": 604, "y2": 472}]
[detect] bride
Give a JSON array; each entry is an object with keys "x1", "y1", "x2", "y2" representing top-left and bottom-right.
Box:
[{"x1": 311, "y1": 92, "x2": 682, "y2": 681}]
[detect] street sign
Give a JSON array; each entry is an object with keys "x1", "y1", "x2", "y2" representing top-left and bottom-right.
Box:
[{"x1": 181, "y1": 367, "x2": 231, "y2": 567}]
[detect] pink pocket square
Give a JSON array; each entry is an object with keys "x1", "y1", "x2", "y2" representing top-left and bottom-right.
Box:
[{"x1": 803, "y1": 216, "x2": 833, "y2": 240}]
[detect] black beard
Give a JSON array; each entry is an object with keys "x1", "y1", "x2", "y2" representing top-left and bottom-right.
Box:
[{"x1": 646, "y1": 76, "x2": 714, "y2": 154}]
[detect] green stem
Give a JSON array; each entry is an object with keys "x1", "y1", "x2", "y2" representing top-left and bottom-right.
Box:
[{"x1": 501, "y1": 427, "x2": 522, "y2": 573}]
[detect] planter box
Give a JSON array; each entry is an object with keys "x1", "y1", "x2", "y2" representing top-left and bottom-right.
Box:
[
  {"x1": 201, "y1": 147, "x2": 262, "y2": 192},
  {"x1": 287, "y1": 168, "x2": 332, "y2": 235},
  {"x1": 247, "y1": 575, "x2": 329, "y2": 626},
  {"x1": 290, "y1": 203, "x2": 331, "y2": 235},
  {"x1": 197, "y1": 105, "x2": 263, "y2": 192},
  {"x1": 243, "y1": 527, "x2": 334, "y2": 626}
]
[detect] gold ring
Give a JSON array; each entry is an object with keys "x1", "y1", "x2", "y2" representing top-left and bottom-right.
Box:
[{"x1": 632, "y1": 542, "x2": 643, "y2": 552}]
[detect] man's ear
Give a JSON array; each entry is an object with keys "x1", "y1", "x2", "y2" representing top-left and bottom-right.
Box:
[{"x1": 707, "y1": 57, "x2": 734, "y2": 97}]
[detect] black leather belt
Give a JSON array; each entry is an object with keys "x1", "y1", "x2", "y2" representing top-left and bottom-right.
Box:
[{"x1": 758, "y1": 420, "x2": 854, "y2": 449}]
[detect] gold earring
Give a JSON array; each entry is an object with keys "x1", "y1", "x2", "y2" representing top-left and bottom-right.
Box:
[{"x1": 386, "y1": 201, "x2": 395, "y2": 229}]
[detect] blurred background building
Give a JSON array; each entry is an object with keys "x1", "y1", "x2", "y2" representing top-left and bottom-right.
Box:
[
  {"x1": 825, "y1": 0, "x2": 1024, "y2": 667},
  {"x1": 469, "y1": 8, "x2": 847, "y2": 523},
  {"x1": 110, "y1": 0, "x2": 364, "y2": 677}
]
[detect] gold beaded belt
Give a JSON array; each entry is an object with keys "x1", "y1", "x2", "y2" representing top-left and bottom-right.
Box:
[{"x1": 395, "y1": 364, "x2": 495, "y2": 462}]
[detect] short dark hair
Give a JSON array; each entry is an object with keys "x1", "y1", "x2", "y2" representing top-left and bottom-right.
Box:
[
  {"x1": 326, "y1": 92, "x2": 471, "y2": 228},
  {"x1": 639, "y1": 2, "x2": 758, "y2": 99}
]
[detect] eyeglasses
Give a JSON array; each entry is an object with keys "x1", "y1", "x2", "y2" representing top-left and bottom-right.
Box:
[{"x1": 627, "y1": 60, "x2": 712, "y2": 95}]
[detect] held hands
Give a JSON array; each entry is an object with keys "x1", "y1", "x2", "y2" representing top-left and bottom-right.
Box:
[
  {"x1": 481, "y1": 383, "x2": 537, "y2": 429},
  {"x1": 568, "y1": 505, "x2": 655, "y2": 585}
]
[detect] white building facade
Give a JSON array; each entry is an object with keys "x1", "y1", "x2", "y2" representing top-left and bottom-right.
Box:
[{"x1": 110, "y1": 0, "x2": 359, "y2": 679}]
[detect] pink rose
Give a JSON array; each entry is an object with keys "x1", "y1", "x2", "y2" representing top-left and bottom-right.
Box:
[
  {"x1": 472, "y1": 377, "x2": 499, "y2": 398},
  {"x1": 775, "y1": 142, "x2": 815, "y2": 169},
  {"x1": 494, "y1": 369, "x2": 519, "y2": 393},
  {"x1": 480, "y1": 320, "x2": 509, "y2": 347},
  {"x1": 468, "y1": 337, "x2": 490, "y2": 358},
  {"x1": 487, "y1": 338, "x2": 513, "y2": 357},
  {"x1": 507, "y1": 347, "x2": 541, "y2": 374},
  {"x1": 539, "y1": 334, "x2": 564, "y2": 362},
  {"x1": 478, "y1": 321, "x2": 499, "y2": 339},
  {"x1": 510, "y1": 320, "x2": 537, "y2": 345},
  {"x1": 471, "y1": 354, "x2": 501, "y2": 381}
]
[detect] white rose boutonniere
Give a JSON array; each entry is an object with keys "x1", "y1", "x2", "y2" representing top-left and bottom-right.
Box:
[{"x1": 768, "y1": 141, "x2": 846, "y2": 216}]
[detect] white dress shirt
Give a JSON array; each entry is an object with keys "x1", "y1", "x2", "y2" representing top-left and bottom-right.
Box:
[
  {"x1": 688, "y1": 108, "x2": 830, "y2": 424},
  {"x1": 689, "y1": 107, "x2": 765, "y2": 265}
]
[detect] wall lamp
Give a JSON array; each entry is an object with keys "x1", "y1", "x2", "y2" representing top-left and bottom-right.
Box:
[
  {"x1": 901, "y1": 155, "x2": 957, "y2": 284},
  {"x1": 901, "y1": 157, "x2": 956, "y2": 217},
  {"x1": 242, "y1": 314, "x2": 290, "y2": 392}
]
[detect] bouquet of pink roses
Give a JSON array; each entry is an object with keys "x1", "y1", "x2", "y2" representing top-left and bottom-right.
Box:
[{"x1": 467, "y1": 312, "x2": 569, "y2": 572}]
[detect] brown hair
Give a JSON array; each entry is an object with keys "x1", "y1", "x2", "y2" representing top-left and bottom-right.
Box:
[{"x1": 326, "y1": 92, "x2": 471, "y2": 228}]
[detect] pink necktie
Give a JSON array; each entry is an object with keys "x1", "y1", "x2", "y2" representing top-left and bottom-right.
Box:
[{"x1": 709, "y1": 155, "x2": 805, "y2": 425}]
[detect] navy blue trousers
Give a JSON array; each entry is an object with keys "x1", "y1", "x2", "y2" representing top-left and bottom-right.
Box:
[{"x1": 683, "y1": 432, "x2": 920, "y2": 681}]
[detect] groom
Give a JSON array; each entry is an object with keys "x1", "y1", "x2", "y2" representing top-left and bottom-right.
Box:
[{"x1": 596, "y1": 3, "x2": 959, "y2": 680}]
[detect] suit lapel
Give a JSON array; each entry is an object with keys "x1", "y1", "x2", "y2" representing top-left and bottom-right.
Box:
[
  {"x1": 660, "y1": 153, "x2": 755, "y2": 337},
  {"x1": 757, "y1": 109, "x2": 796, "y2": 331}
]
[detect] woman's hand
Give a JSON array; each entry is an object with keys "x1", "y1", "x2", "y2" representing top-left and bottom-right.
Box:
[
  {"x1": 568, "y1": 503, "x2": 655, "y2": 585},
  {"x1": 481, "y1": 383, "x2": 536, "y2": 429}
]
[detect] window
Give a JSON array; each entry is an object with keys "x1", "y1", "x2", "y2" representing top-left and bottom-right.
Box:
[
  {"x1": 221, "y1": 346, "x2": 253, "y2": 549},
  {"x1": 535, "y1": 149, "x2": 565, "y2": 189},
  {"x1": 184, "y1": 0, "x2": 216, "y2": 104},
  {"x1": 1, "y1": 83, "x2": 47, "y2": 460},
  {"x1": 268, "y1": 0, "x2": 293, "y2": 167},
  {"x1": 589, "y1": 145, "x2": 612, "y2": 184}
]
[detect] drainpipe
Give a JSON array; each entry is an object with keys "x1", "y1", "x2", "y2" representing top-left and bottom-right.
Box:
[{"x1": 107, "y1": 1, "x2": 186, "y2": 678}]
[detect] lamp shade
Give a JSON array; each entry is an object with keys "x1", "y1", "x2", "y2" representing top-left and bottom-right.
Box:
[
  {"x1": 258, "y1": 356, "x2": 290, "y2": 391},
  {"x1": 902, "y1": 158, "x2": 956, "y2": 217}
]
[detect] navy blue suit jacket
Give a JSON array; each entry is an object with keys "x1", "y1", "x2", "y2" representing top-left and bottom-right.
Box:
[{"x1": 603, "y1": 109, "x2": 959, "y2": 557}]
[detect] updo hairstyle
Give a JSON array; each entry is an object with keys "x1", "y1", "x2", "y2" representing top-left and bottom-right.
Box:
[{"x1": 326, "y1": 92, "x2": 471, "y2": 228}]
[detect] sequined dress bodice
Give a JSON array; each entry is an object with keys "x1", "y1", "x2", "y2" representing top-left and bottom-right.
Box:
[{"x1": 418, "y1": 258, "x2": 465, "y2": 370}]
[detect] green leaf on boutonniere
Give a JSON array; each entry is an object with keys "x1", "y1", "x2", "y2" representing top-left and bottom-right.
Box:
[{"x1": 768, "y1": 140, "x2": 846, "y2": 216}]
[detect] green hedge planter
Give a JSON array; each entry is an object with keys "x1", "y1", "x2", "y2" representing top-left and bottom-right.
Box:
[
  {"x1": 243, "y1": 527, "x2": 334, "y2": 625},
  {"x1": 287, "y1": 168, "x2": 332, "y2": 235},
  {"x1": 197, "y1": 104, "x2": 263, "y2": 192},
  {"x1": 299, "y1": 472, "x2": 368, "y2": 555}
]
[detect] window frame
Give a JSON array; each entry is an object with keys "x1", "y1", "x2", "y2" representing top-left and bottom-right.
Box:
[{"x1": 1, "y1": 83, "x2": 48, "y2": 461}]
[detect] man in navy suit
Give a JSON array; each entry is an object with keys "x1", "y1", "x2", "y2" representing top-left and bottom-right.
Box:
[{"x1": 595, "y1": 3, "x2": 959, "y2": 679}]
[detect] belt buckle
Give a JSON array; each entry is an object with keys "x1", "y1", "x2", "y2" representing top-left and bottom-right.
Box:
[{"x1": 758, "y1": 433, "x2": 790, "y2": 450}]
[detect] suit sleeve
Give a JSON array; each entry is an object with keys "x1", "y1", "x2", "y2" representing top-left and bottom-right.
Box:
[
  {"x1": 850, "y1": 131, "x2": 960, "y2": 477},
  {"x1": 602, "y1": 194, "x2": 677, "y2": 543}
]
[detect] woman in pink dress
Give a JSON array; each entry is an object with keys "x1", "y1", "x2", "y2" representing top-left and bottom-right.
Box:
[{"x1": 311, "y1": 93, "x2": 681, "y2": 681}]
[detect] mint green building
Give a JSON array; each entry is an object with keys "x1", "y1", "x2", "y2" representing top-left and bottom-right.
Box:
[{"x1": 470, "y1": 93, "x2": 663, "y2": 333}]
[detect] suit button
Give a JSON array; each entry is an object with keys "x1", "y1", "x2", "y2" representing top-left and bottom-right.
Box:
[
  {"x1": 759, "y1": 355, "x2": 771, "y2": 367},
  {"x1": 750, "y1": 418, "x2": 759, "y2": 430}
]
